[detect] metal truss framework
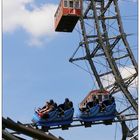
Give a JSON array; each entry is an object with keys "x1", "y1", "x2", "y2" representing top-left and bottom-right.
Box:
[
  {"x1": 2, "y1": 0, "x2": 138, "y2": 140},
  {"x1": 69, "y1": 0, "x2": 138, "y2": 139}
]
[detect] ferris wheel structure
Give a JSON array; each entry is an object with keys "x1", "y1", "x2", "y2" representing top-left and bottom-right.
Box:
[
  {"x1": 2, "y1": 0, "x2": 138, "y2": 140},
  {"x1": 69, "y1": 0, "x2": 138, "y2": 139}
]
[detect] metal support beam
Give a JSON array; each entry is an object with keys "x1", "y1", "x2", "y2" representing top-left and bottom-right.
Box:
[
  {"x1": 121, "y1": 121, "x2": 128, "y2": 140},
  {"x1": 2, "y1": 130, "x2": 20, "y2": 140},
  {"x1": 84, "y1": 2, "x2": 91, "y2": 17},
  {"x1": 114, "y1": 54, "x2": 129, "y2": 61},
  {"x1": 80, "y1": 34, "x2": 132, "y2": 46},
  {"x1": 110, "y1": 37, "x2": 121, "y2": 50},
  {"x1": 128, "y1": 126, "x2": 138, "y2": 137},
  {"x1": 85, "y1": 16, "x2": 117, "y2": 20},
  {"x1": 99, "y1": 0, "x2": 113, "y2": 17},
  {"x1": 99, "y1": 71, "x2": 113, "y2": 77},
  {"x1": 69, "y1": 0, "x2": 138, "y2": 138},
  {"x1": 2, "y1": 117, "x2": 60, "y2": 140},
  {"x1": 91, "y1": 0, "x2": 138, "y2": 113},
  {"x1": 80, "y1": 0, "x2": 104, "y2": 90},
  {"x1": 113, "y1": 0, "x2": 138, "y2": 73}
]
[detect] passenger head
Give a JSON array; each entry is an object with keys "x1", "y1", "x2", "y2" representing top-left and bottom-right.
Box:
[
  {"x1": 92, "y1": 95, "x2": 96, "y2": 100},
  {"x1": 111, "y1": 96, "x2": 115, "y2": 102},
  {"x1": 109, "y1": 94, "x2": 112, "y2": 99},
  {"x1": 65, "y1": 98, "x2": 69, "y2": 102},
  {"x1": 49, "y1": 99, "x2": 54, "y2": 104},
  {"x1": 46, "y1": 101, "x2": 49, "y2": 105}
]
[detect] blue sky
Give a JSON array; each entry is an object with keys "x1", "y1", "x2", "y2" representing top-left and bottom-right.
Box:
[{"x1": 3, "y1": 0, "x2": 138, "y2": 139}]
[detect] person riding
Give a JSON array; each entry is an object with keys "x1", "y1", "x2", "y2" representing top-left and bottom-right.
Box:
[
  {"x1": 37, "y1": 99, "x2": 57, "y2": 118},
  {"x1": 102, "y1": 95, "x2": 115, "y2": 107},
  {"x1": 86, "y1": 95, "x2": 98, "y2": 109},
  {"x1": 99, "y1": 102, "x2": 106, "y2": 112},
  {"x1": 58, "y1": 98, "x2": 73, "y2": 115},
  {"x1": 79, "y1": 102, "x2": 87, "y2": 112},
  {"x1": 41, "y1": 100, "x2": 55, "y2": 112},
  {"x1": 80, "y1": 96, "x2": 97, "y2": 112},
  {"x1": 36, "y1": 101, "x2": 49, "y2": 113},
  {"x1": 85, "y1": 95, "x2": 99, "y2": 112},
  {"x1": 64, "y1": 98, "x2": 73, "y2": 110},
  {"x1": 111, "y1": 96, "x2": 115, "y2": 103},
  {"x1": 86, "y1": 100, "x2": 94, "y2": 110}
]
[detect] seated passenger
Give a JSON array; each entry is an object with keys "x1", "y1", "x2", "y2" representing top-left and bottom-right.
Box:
[
  {"x1": 102, "y1": 99, "x2": 111, "y2": 106},
  {"x1": 79, "y1": 96, "x2": 99, "y2": 113},
  {"x1": 86, "y1": 96, "x2": 98, "y2": 110},
  {"x1": 36, "y1": 101, "x2": 49, "y2": 113},
  {"x1": 79, "y1": 103, "x2": 87, "y2": 112},
  {"x1": 86, "y1": 100, "x2": 94, "y2": 109},
  {"x1": 99, "y1": 100, "x2": 106, "y2": 112},
  {"x1": 58, "y1": 104, "x2": 64, "y2": 112},
  {"x1": 95, "y1": 97, "x2": 99, "y2": 104},
  {"x1": 103, "y1": 96, "x2": 115, "y2": 106},
  {"x1": 64, "y1": 98, "x2": 73, "y2": 110},
  {"x1": 58, "y1": 98, "x2": 73, "y2": 115},
  {"x1": 49, "y1": 99, "x2": 57, "y2": 108},
  {"x1": 111, "y1": 96, "x2": 115, "y2": 103},
  {"x1": 92, "y1": 96, "x2": 99, "y2": 106},
  {"x1": 38, "y1": 100, "x2": 57, "y2": 118}
]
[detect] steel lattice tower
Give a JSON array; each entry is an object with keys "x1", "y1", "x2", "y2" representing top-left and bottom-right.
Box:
[
  {"x1": 70, "y1": 0, "x2": 138, "y2": 139},
  {"x1": 2, "y1": 0, "x2": 138, "y2": 139}
]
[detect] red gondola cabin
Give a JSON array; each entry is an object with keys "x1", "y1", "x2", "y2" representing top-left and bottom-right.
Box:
[{"x1": 54, "y1": 0, "x2": 81, "y2": 32}]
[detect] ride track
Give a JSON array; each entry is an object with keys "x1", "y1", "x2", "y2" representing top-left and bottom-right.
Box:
[
  {"x1": 3, "y1": 0, "x2": 138, "y2": 140},
  {"x1": 2, "y1": 113, "x2": 138, "y2": 133}
]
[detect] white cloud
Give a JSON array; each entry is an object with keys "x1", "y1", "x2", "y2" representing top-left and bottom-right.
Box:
[
  {"x1": 3, "y1": 0, "x2": 58, "y2": 45},
  {"x1": 102, "y1": 66, "x2": 137, "y2": 88},
  {"x1": 27, "y1": 37, "x2": 43, "y2": 47}
]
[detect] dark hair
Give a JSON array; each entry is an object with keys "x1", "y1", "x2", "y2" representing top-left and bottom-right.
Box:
[
  {"x1": 49, "y1": 99, "x2": 54, "y2": 104},
  {"x1": 92, "y1": 95, "x2": 96, "y2": 100},
  {"x1": 65, "y1": 98, "x2": 69, "y2": 102}
]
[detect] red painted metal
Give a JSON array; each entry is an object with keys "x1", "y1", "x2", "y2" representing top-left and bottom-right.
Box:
[
  {"x1": 54, "y1": 0, "x2": 81, "y2": 32},
  {"x1": 89, "y1": 90, "x2": 109, "y2": 95},
  {"x1": 80, "y1": 90, "x2": 110, "y2": 107}
]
